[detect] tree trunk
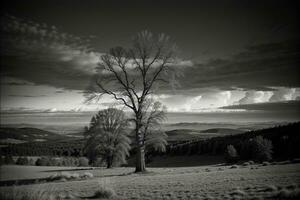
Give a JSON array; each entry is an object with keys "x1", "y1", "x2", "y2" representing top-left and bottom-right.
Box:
[
  {"x1": 135, "y1": 114, "x2": 146, "y2": 172},
  {"x1": 135, "y1": 145, "x2": 146, "y2": 172},
  {"x1": 106, "y1": 156, "x2": 112, "y2": 168}
]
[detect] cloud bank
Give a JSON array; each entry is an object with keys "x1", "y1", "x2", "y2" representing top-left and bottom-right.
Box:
[{"x1": 1, "y1": 14, "x2": 100, "y2": 90}]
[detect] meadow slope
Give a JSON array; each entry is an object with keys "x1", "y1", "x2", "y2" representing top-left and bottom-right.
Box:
[{"x1": 1, "y1": 162, "x2": 299, "y2": 199}]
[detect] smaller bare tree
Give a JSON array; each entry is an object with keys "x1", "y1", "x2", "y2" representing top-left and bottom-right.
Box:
[{"x1": 84, "y1": 108, "x2": 131, "y2": 168}]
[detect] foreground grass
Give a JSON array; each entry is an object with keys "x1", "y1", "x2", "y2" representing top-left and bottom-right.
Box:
[{"x1": 1, "y1": 162, "x2": 300, "y2": 199}]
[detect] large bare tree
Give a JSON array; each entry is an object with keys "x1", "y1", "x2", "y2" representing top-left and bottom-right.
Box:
[{"x1": 85, "y1": 30, "x2": 178, "y2": 172}]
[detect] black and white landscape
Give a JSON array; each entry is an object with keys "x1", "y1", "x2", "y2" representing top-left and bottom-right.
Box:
[{"x1": 1, "y1": 0, "x2": 300, "y2": 199}]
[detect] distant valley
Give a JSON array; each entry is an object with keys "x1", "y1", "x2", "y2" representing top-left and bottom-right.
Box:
[{"x1": 0, "y1": 121, "x2": 289, "y2": 145}]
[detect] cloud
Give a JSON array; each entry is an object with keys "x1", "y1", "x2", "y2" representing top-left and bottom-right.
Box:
[
  {"x1": 2, "y1": 82, "x2": 33, "y2": 86},
  {"x1": 0, "y1": 106, "x2": 49, "y2": 113},
  {"x1": 1, "y1": 77, "x2": 35, "y2": 86},
  {"x1": 233, "y1": 87, "x2": 299, "y2": 106},
  {"x1": 269, "y1": 87, "x2": 296, "y2": 102},
  {"x1": 151, "y1": 89, "x2": 240, "y2": 112},
  {"x1": 0, "y1": 14, "x2": 99, "y2": 90},
  {"x1": 177, "y1": 40, "x2": 300, "y2": 93},
  {"x1": 44, "y1": 108, "x2": 58, "y2": 112},
  {"x1": 237, "y1": 91, "x2": 273, "y2": 105},
  {"x1": 1, "y1": 15, "x2": 193, "y2": 94},
  {"x1": 0, "y1": 106, "x2": 30, "y2": 112},
  {"x1": 8, "y1": 94, "x2": 47, "y2": 97},
  {"x1": 222, "y1": 100, "x2": 300, "y2": 112}
]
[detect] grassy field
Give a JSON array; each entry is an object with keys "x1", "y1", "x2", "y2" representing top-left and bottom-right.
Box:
[{"x1": 1, "y1": 160, "x2": 300, "y2": 199}]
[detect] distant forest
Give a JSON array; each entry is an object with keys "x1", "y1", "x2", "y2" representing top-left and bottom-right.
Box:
[{"x1": 165, "y1": 122, "x2": 300, "y2": 161}]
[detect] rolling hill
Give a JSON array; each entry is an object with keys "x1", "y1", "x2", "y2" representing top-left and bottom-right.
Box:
[{"x1": 0, "y1": 127, "x2": 72, "y2": 144}]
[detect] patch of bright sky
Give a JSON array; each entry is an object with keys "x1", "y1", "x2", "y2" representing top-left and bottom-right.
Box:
[{"x1": 1, "y1": 77, "x2": 300, "y2": 113}]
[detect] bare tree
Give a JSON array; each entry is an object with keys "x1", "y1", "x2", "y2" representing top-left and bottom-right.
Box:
[
  {"x1": 85, "y1": 30, "x2": 178, "y2": 172},
  {"x1": 84, "y1": 108, "x2": 131, "y2": 168}
]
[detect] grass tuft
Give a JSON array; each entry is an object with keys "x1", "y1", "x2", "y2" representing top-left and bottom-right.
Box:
[
  {"x1": 264, "y1": 185, "x2": 277, "y2": 192},
  {"x1": 230, "y1": 165, "x2": 238, "y2": 169},
  {"x1": 92, "y1": 186, "x2": 116, "y2": 199},
  {"x1": 230, "y1": 189, "x2": 247, "y2": 196},
  {"x1": 46, "y1": 171, "x2": 94, "y2": 182},
  {"x1": 0, "y1": 184, "x2": 67, "y2": 200},
  {"x1": 262, "y1": 161, "x2": 270, "y2": 166}
]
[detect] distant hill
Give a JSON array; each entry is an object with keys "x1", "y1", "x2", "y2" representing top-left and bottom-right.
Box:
[
  {"x1": 200, "y1": 128, "x2": 244, "y2": 134},
  {"x1": 166, "y1": 129, "x2": 203, "y2": 142},
  {"x1": 163, "y1": 121, "x2": 282, "y2": 132},
  {"x1": 166, "y1": 128, "x2": 245, "y2": 143},
  {"x1": 0, "y1": 127, "x2": 72, "y2": 144}
]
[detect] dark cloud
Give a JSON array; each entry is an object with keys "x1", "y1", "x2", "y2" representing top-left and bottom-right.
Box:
[
  {"x1": 1, "y1": 81, "x2": 34, "y2": 86},
  {"x1": 0, "y1": 14, "x2": 98, "y2": 91},
  {"x1": 178, "y1": 40, "x2": 300, "y2": 92}
]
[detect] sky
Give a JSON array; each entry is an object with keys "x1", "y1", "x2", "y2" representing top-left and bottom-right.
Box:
[{"x1": 0, "y1": 0, "x2": 299, "y2": 113}]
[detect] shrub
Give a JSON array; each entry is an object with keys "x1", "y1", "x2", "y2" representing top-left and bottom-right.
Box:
[
  {"x1": 35, "y1": 157, "x2": 50, "y2": 166},
  {"x1": 35, "y1": 156, "x2": 60, "y2": 166},
  {"x1": 78, "y1": 157, "x2": 89, "y2": 167},
  {"x1": 48, "y1": 157, "x2": 59, "y2": 166},
  {"x1": 61, "y1": 157, "x2": 78, "y2": 166},
  {"x1": 28, "y1": 158, "x2": 35, "y2": 165},
  {"x1": 252, "y1": 136, "x2": 273, "y2": 162},
  {"x1": 4, "y1": 155, "x2": 14, "y2": 164},
  {"x1": 16, "y1": 157, "x2": 29, "y2": 165},
  {"x1": 225, "y1": 145, "x2": 239, "y2": 163}
]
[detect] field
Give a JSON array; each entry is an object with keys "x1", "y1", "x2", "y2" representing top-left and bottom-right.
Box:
[{"x1": 1, "y1": 159, "x2": 300, "y2": 199}]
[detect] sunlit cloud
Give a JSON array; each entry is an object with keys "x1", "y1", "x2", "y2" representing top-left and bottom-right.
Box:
[
  {"x1": 269, "y1": 87, "x2": 297, "y2": 102},
  {"x1": 237, "y1": 91, "x2": 273, "y2": 105}
]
